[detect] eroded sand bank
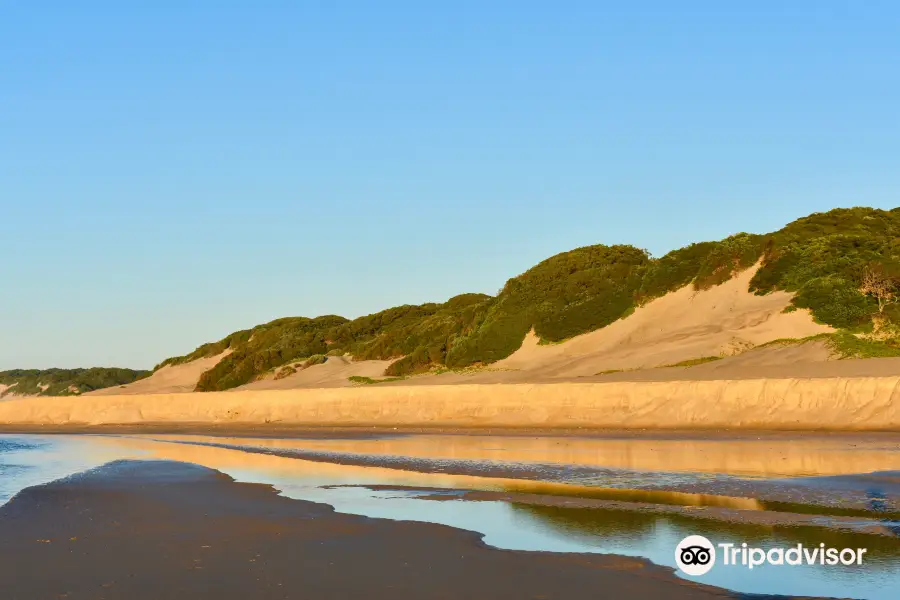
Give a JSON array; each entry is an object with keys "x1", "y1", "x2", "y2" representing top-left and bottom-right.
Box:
[{"x1": 2, "y1": 377, "x2": 900, "y2": 430}]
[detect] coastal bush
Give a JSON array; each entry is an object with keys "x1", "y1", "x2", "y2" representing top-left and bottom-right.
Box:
[
  {"x1": 636, "y1": 242, "x2": 719, "y2": 302},
  {"x1": 194, "y1": 315, "x2": 348, "y2": 391},
  {"x1": 347, "y1": 375, "x2": 405, "y2": 385},
  {"x1": 152, "y1": 207, "x2": 900, "y2": 391},
  {"x1": 691, "y1": 233, "x2": 766, "y2": 290},
  {"x1": 827, "y1": 332, "x2": 900, "y2": 359},
  {"x1": 791, "y1": 276, "x2": 875, "y2": 328},
  {"x1": 182, "y1": 295, "x2": 491, "y2": 390},
  {"x1": 663, "y1": 356, "x2": 723, "y2": 368},
  {"x1": 447, "y1": 245, "x2": 649, "y2": 366},
  {"x1": 154, "y1": 329, "x2": 252, "y2": 370},
  {"x1": 274, "y1": 365, "x2": 297, "y2": 380},
  {"x1": 302, "y1": 354, "x2": 328, "y2": 368},
  {"x1": 0, "y1": 367, "x2": 150, "y2": 397}
]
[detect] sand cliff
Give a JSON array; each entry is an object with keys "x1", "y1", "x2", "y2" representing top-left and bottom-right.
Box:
[{"x1": 2, "y1": 377, "x2": 899, "y2": 430}]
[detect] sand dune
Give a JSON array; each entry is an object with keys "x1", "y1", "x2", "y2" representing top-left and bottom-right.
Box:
[
  {"x1": 236, "y1": 355, "x2": 397, "y2": 391},
  {"x1": 219, "y1": 264, "x2": 846, "y2": 392},
  {"x1": 33, "y1": 264, "x2": 896, "y2": 402},
  {"x1": 2, "y1": 377, "x2": 900, "y2": 430},
  {"x1": 494, "y1": 264, "x2": 833, "y2": 378},
  {"x1": 85, "y1": 350, "x2": 232, "y2": 396}
]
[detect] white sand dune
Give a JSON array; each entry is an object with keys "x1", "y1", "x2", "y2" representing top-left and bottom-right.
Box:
[
  {"x1": 247, "y1": 263, "x2": 844, "y2": 391},
  {"x1": 85, "y1": 350, "x2": 232, "y2": 396},
  {"x1": 493, "y1": 264, "x2": 834, "y2": 378},
  {"x1": 236, "y1": 355, "x2": 397, "y2": 391}
]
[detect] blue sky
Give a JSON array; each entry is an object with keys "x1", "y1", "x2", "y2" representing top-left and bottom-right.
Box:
[{"x1": 2, "y1": 2, "x2": 898, "y2": 370}]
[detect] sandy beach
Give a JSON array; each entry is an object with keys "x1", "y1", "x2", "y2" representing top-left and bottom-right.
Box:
[{"x1": 0, "y1": 459, "x2": 783, "y2": 600}]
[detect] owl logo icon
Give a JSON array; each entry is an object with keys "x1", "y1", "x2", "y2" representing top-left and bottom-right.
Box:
[{"x1": 675, "y1": 535, "x2": 716, "y2": 576}]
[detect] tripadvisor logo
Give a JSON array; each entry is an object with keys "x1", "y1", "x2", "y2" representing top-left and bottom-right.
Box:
[
  {"x1": 675, "y1": 535, "x2": 868, "y2": 577},
  {"x1": 676, "y1": 535, "x2": 716, "y2": 576}
]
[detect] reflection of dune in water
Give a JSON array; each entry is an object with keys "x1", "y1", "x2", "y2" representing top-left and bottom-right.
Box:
[
  {"x1": 510, "y1": 503, "x2": 900, "y2": 566},
  {"x1": 498, "y1": 480, "x2": 761, "y2": 510},
  {"x1": 95, "y1": 435, "x2": 762, "y2": 510},
  {"x1": 131, "y1": 433, "x2": 900, "y2": 479}
]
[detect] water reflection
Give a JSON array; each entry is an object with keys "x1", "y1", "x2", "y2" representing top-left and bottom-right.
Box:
[
  {"x1": 506, "y1": 503, "x2": 900, "y2": 599},
  {"x1": 2, "y1": 432, "x2": 900, "y2": 599},
  {"x1": 121, "y1": 434, "x2": 900, "y2": 515},
  {"x1": 134, "y1": 432, "x2": 900, "y2": 478}
]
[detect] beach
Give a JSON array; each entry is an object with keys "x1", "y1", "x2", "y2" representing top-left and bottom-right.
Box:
[
  {"x1": 0, "y1": 459, "x2": 758, "y2": 600},
  {"x1": 1, "y1": 430, "x2": 898, "y2": 599}
]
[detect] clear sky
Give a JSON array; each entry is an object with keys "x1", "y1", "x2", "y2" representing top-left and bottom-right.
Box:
[{"x1": 2, "y1": 2, "x2": 898, "y2": 370}]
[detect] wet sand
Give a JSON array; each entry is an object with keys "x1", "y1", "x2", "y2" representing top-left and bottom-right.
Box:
[{"x1": 0, "y1": 460, "x2": 812, "y2": 600}]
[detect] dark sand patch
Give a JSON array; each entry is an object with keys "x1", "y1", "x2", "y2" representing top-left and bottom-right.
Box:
[{"x1": 0, "y1": 460, "x2": 814, "y2": 599}]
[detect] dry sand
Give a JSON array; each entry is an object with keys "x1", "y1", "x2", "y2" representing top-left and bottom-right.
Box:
[
  {"x1": 85, "y1": 350, "x2": 232, "y2": 395},
  {"x1": 494, "y1": 264, "x2": 833, "y2": 378},
  {"x1": 3, "y1": 377, "x2": 900, "y2": 430},
  {"x1": 236, "y1": 355, "x2": 397, "y2": 391},
  {"x1": 83, "y1": 353, "x2": 396, "y2": 396}
]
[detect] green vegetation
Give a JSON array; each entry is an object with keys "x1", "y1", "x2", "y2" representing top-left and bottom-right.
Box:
[
  {"x1": 754, "y1": 333, "x2": 832, "y2": 349},
  {"x1": 745, "y1": 331, "x2": 900, "y2": 359},
  {"x1": 0, "y1": 368, "x2": 149, "y2": 397},
  {"x1": 663, "y1": 356, "x2": 723, "y2": 368},
  {"x1": 302, "y1": 354, "x2": 327, "y2": 368},
  {"x1": 826, "y1": 332, "x2": 900, "y2": 359},
  {"x1": 748, "y1": 208, "x2": 900, "y2": 328},
  {"x1": 154, "y1": 329, "x2": 253, "y2": 370},
  {"x1": 273, "y1": 365, "x2": 297, "y2": 380},
  {"x1": 347, "y1": 375, "x2": 405, "y2": 385},
  {"x1": 153, "y1": 207, "x2": 900, "y2": 392},
  {"x1": 14, "y1": 207, "x2": 899, "y2": 396},
  {"x1": 191, "y1": 315, "x2": 349, "y2": 391},
  {"x1": 445, "y1": 245, "x2": 648, "y2": 367}
]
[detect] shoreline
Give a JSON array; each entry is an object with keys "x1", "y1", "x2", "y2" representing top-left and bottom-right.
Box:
[{"x1": 0, "y1": 459, "x2": 781, "y2": 600}]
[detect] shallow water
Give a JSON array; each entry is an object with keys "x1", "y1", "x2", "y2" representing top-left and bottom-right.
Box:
[{"x1": 2, "y1": 432, "x2": 899, "y2": 599}]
